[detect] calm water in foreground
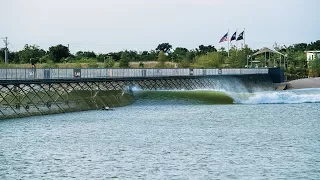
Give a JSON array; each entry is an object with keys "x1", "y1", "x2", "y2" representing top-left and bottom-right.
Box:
[{"x1": 1, "y1": 103, "x2": 320, "y2": 179}]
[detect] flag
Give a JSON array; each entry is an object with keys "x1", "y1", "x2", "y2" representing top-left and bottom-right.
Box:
[
  {"x1": 230, "y1": 31, "x2": 237, "y2": 42},
  {"x1": 219, "y1": 32, "x2": 228, "y2": 43},
  {"x1": 237, "y1": 31, "x2": 244, "y2": 41}
]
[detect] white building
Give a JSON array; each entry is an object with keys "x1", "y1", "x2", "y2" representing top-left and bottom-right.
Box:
[{"x1": 306, "y1": 51, "x2": 320, "y2": 64}]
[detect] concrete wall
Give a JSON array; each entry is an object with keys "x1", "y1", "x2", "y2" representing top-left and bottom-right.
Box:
[{"x1": 268, "y1": 68, "x2": 284, "y2": 83}]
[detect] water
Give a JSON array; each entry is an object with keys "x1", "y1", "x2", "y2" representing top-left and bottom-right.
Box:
[
  {"x1": 1, "y1": 90, "x2": 320, "y2": 179},
  {"x1": 233, "y1": 88, "x2": 320, "y2": 104}
]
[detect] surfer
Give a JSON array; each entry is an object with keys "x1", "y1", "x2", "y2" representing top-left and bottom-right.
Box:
[{"x1": 102, "y1": 106, "x2": 111, "y2": 110}]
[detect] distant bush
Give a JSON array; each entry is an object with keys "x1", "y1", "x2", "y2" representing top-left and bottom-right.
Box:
[
  {"x1": 41, "y1": 60, "x2": 58, "y2": 68},
  {"x1": 193, "y1": 52, "x2": 224, "y2": 68},
  {"x1": 139, "y1": 62, "x2": 144, "y2": 68},
  {"x1": 73, "y1": 63, "x2": 82, "y2": 68},
  {"x1": 88, "y1": 62, "x2": 99, "y2": 68},
  {"x1": 104, "y1": 58, "x2": 115, "y2": 68},
  {"x1": 78, "y1": 58, "x2": 98, "y2": 63}
]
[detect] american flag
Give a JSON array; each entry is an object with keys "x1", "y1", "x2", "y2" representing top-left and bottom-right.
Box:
[{"x1": 219, "y1": 32, "x2": 228, "y2": 43}]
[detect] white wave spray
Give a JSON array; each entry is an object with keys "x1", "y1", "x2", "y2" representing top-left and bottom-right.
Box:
[
  {"x1": 228, "y1": 88, "x2": 320, "y2": 104},
  {"x1": 125, "y1": 76, "x2": 320, "y2": 105}
]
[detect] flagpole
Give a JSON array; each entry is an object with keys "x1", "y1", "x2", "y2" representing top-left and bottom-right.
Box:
[
  {"x1": 228, "y1": 29, "x2": 230, "y2": 57},
  {"x1": 244, "y1": 28, "x2": 246, "y2": 48},
  {"x1": 235, "y1": 29, "x2": 238, "y2": 50}
]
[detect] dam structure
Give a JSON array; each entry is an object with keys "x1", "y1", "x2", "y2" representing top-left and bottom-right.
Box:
[{"x1": 0, "y1": 68, "x2": 283, "y2": 119}]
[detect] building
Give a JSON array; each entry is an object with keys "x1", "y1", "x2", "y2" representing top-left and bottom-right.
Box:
[{"x1": 306, "y1": 51, "x2": 320, "y2": 65}]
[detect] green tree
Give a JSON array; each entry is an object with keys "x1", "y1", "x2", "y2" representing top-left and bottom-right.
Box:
[
  {"x1": 75, "y1": 51, "x2": 96, "y2": 59},
  {"x1": 218, "y1": 47, "x2": 228, "y2": 57},
  {"x1": 119, "y1": 51, "x2": 130, "y2": 68},
  {"x1": 171, "y1": 47, "x2": 188, "y2": 62},
  {"x1": 194, "y1": 52, "x2": 225, "y2": 68},
  {"x1": 17, "y1": 44, "x2": 46, "y2": 63},
  {"x1": 0, "y1": 48, "x2": 20, "y2": 63},
  {"x1": 104, "y1": 56, "x2": 115, "y2": 68},
  {"x1": 157, "y1": 51, "x2": 167, "y2": 68},
  {"x1": 8, "y1": 51, "x2": 20, "y2": 64},
  {"x1": 307, "y1": 40, "x2": 320, "y2": 51},
  {"x1": 197, "y1": 45, "x2": 217, "y2": 55},
  {"x1": 48, "y1": 44, "x2": 70, "y2": 63},
  {"x1": 309, "y1": 54, "x2": 320, "y2": 77},
  {"x1": 228, "y1": 46, "x2": 252, "y2": 68},
  {"x1": 287, "y1": 51, "x2": 306, "y2": 68},
  {"x1": 139, "y1": 62, "x2": 144, "y2": 68},
  {"x1": 156, "y1": 43, "x2": 172, "y2": 54},
  {"x1": 289, "y1": 43, "x2": 308, "y2": 52},
  {"x1": 108, "y1": 52, "x2": 122, "y2": 61},
  {"x1": 39, "y1": 55, "x2": 51, "y2": 64}
]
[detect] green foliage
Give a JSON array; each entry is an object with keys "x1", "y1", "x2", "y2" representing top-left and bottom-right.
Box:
[
  {"x1": 17, "y1": 44, "x2": 46, "y2": 64},
  {"x1": 139, "y1": 50, "x2": 157, "y2": 61},
  {"x1": 39, "y1": 55, "x2": 51, "y2": 63},
  {"x1": 88, "y1": 62, "x2": 99, "y2": 68},
  {"x1": 157, "y1": 51, "x2": 167, "y2": 68},
  {"x1": 139, "y1": 62, "x2": 144, "y2": 68},
  {"x1": 77, "y1": 58, "x2": 97, "y2": 63},
  {"x1": 0, "y1": 55, "x2": 4, "y2": 64},
  {"x1": 41, "y1": 60, "x2": 58, "y2": 68},
  {"x1": 75, "y1": 51, "x2": 96, "y2": 59},
  {"x1": 156, "y1": 43, "x2": 172, "y2": 53},
  {"x1": 179, "y1": 59, "x2": 191, "y2": 68},
  {"x1": 185, "y1": 51, "x2": 196, "y2": 63},
  {"x1": 194, "y1": 52, "x2": 225, "y2": 68},
  {"x1": 48, "y1": 44, "x2": 70, "y2": 63},
  {"x1": 197, "y1": 45, "x2": 217, "y2": 55},
  {"x1": 0, "y1": 61, "x2": 9, "y2": 67},
  {"x1": 218, "y1": 47, "x2": 228, "y2": 57},
  {"x1": 287, "y1": 51, "x2": 306, "y2": 68},
  {"x1": 171, "y1": 47, "x2": 188, "y2": 63},
  {"x1": 306, "y1": 40, "x2": 320, "y2": 51},
  {"x1": 2, "y1": 39, "x2": 319, "y2": 80},
  {"x1": 119, "y1": 51, "x2": 130, "y2": 68},
  {"x1": 309, "y1": 55, "x2": 320, "y2": 77},
  {"x1": 104, "y1": 57, "x2": 115, "y2": 68},
  {"x1": 287, "y1": 43, "x2": 307, "y2": 52},
  {"x1": 227, "y1": 46, "x2": 252, "y2": 68},
  {"x1": 73, "y1": 62, "x2": 82, "y2": 68}
]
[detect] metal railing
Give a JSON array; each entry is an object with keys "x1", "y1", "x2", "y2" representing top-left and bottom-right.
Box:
[{"x1": 0, "y1": 68, "x2": 269, "y2": 80}]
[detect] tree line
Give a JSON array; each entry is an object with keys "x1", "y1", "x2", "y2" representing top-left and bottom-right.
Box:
[{"x1": 0, "y1": 40, "x2": 320, "y2": 77}]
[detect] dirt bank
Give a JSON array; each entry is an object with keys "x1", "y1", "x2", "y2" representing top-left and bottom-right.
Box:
[{"x1": 286, "y1": 77, "x2": 320, "y2": 90}]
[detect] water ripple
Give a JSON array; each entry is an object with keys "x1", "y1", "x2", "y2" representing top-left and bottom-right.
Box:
[{"x1": 0, "y1": 103, "x2": 320, "y2": 179}]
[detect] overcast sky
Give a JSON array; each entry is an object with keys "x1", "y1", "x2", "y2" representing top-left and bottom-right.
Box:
[{"x1": 1, "y1": 0, "x2": 319, "y2": 53}]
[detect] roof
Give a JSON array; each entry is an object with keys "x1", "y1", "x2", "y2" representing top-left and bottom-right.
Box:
[{"x1": 253, "y1": 47, "x2": 285, "y2": 56}]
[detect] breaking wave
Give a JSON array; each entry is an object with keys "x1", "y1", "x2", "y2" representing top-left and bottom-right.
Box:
[
  {"x1": 129, "y1": 88, "x2": 320, "y2": 105},
  {"x1": 232, "y1": 88, "x2": 320, "y2": 104}
]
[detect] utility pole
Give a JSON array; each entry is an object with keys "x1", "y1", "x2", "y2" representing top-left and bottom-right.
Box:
[{"x1": 3, "y1": 37, "x2": 9, "y2": 64}]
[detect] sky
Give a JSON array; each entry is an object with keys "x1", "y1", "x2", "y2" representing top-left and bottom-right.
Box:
[{"x1": 1, "y1": 0, "x2": 319, "y2": 53}]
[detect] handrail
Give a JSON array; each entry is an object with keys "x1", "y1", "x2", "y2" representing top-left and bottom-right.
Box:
[{"x1": 0, "y1": 68, "x2": 270, "y2": 80}]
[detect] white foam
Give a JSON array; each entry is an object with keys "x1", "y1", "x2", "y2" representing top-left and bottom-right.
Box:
[{"x1": 232, "y1": 89, "x2": 320, "y2": 104}]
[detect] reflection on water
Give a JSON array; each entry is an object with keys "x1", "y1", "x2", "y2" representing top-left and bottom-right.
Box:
[{"x1": 0, "y1": 103, "x2": 320, "y2": 179}]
